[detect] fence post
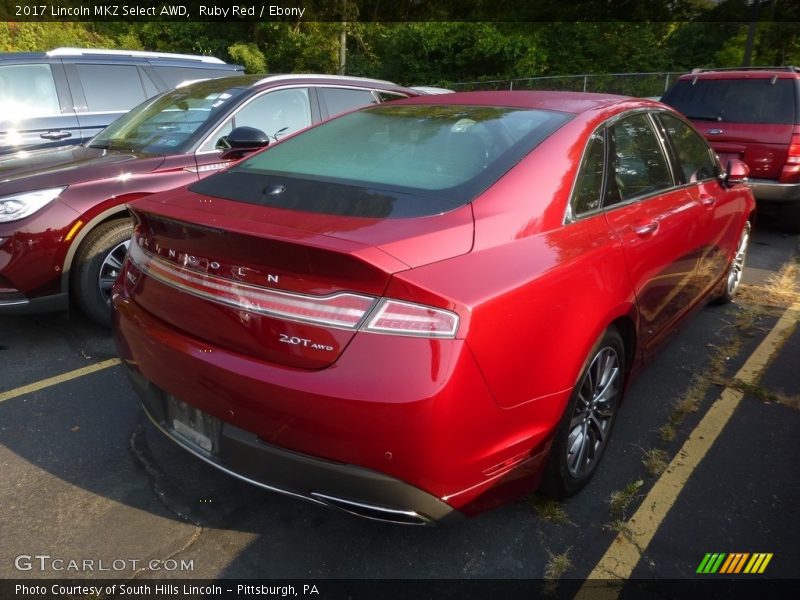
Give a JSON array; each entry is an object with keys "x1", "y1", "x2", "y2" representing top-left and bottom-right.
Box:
[
  {"x1": 583, "y1": 76, "x2": 588, "y2": 92},
  {"x1": 664, "y1": 73, "x2": 670, "y2": 94},
  {"x1": 510, "y1": 81, "x2": 514, "y2": 91}
]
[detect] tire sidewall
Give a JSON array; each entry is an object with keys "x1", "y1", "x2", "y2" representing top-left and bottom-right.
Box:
[{"x1": 545, "y1": 327, "x2": 625, "y2": 498}]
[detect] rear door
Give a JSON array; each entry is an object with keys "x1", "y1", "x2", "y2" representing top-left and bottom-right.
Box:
[
  {"x1": 656, "y1": 111, "x2": 743, "y2": 296},
  {"x1": 0, "y1": 60, "x2": 80, "y2": 153},
  {"x1": 663, "y1": 76, "x2": 796, "y2": 180},
  {"x1": 601, "y1": 112, "x2": 707, "y2": 355}
]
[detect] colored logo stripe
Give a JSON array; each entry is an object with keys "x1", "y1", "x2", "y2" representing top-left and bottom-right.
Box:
[
  {"x1": 697, "y1": 553, "x2": 726, "y2": 574},
  {"x1": 744, "y1": 553, "x2": 773, "y2": 574},
  {"x1": 697, "y1": 553, "x2": 773, "y2": 574}
]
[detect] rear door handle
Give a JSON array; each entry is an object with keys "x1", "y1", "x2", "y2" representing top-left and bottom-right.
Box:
[
  {"x1": 40, "y1": 130, "x2": 72, "y2": 140},
  {"x1": 633, "y1": 220, "x2": 659, "y2": 237}
]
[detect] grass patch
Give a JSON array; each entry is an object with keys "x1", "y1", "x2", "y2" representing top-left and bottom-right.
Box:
[
  {"x1": 608, "y1": 480, "x2": 643, "y2": 518},
  {"x1": 527, "y1": 493, "x2": 570, "y2": 524},
  {"x1": 542, "y1": 549, "x2": 572, "y2": 596},
  {"x1": 730, "y1": 379, "x2": 800, "y2": 411},
  {"x1": 738, "y1": 262, "x2": 800, "y2": 308},
  {"x1": 642, "y1": 448, "x2": 668, "y2": 476},
  {"x1": 658, "y1": 422, "x2": 677, "y2": 442}
]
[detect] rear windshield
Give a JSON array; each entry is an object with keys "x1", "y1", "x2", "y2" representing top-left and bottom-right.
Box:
[
  {"x1": 662, "y1": 78, "x2": 797, "y2": 125},
  {"x1": 190, "y1": 104, "x2": 572, "y2": 218}
]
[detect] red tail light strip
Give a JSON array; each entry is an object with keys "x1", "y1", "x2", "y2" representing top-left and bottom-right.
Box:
[{"x1": 127, "y1": 241, "x2": 375, "y2": 329}]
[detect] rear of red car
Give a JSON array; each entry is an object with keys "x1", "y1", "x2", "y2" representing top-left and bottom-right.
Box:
[
  {"x1": 112, "y1": 101, "x2": 574, "y2": 523},
  {"x1": 662, "y1": 68, "x2": 800, "y2": 229}
]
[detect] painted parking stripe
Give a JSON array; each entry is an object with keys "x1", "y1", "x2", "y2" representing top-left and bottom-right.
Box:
[
  {"x1": 0, "y1": 358, "x2": 121, "y2": 403},
  {"x1": 576, "y1": 303, "x2": 799, "y2": 598}
]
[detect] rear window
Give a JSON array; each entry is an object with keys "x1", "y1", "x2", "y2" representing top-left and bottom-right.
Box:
[
  {"x1": 662, "y1": 78, "x2": 796, "y2": 125},
  {"x1": 190, "y1": 104, "x2": 572, "y2": 218}
]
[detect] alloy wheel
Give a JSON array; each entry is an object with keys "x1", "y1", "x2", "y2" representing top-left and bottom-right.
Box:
[
  {"x1": 566, "y1": 346, "x2": 621, "y2": 479},
  {"x1": 726, "y1": 222, "x2": 750, "y2": 298},
  {"x1": 98, "y1": 239, "x2": 130, "y2": 305}
]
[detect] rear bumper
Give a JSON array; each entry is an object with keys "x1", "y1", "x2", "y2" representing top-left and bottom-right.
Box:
[
  {"x1": 127, "y1": 364, "x2": 458, "y2": 525},
  {"x1": 113, "y1": 288, "x2": 560, "y2": 521},
  {"x1": 748, "y1": 179, "x2": 800, "y2": 203}
]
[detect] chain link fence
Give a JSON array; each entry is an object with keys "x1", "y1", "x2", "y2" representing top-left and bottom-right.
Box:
[{"x1": 450, "y1": 72, "x2": 686, "y2": 98}]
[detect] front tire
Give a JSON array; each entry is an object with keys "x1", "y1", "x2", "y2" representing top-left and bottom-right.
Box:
[
  {"x1": 71, "y1": 219, "x2": 132, "y2": 326},
  {"x1": 715, "y1": 220, "x2": 750, "y2": 305},
  {"x1": 542, "y1": 327, "x2": 625, "y2": 498}
]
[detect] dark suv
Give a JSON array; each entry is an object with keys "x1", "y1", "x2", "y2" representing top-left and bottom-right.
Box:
[
  {"x1": 662, "y1": 67, "x2": 800, "y2": 231},
  {"x1": 0, "y1": 47, "x2": 243, "y2": 155},
  {"x1": 0, "y1": 74, "x2": 416, "y2": 324}
]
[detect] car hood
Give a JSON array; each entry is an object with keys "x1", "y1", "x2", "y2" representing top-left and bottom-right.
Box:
[{"x1": 0, "y1": 146, "x2": 166, "y2": 195}]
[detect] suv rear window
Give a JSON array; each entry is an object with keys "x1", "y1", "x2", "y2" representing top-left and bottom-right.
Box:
[
  {"x1": 191, "y1": 104, "x2": 572, "y2": 218},
  {"x1": 663, "y1": 78, "x2": 797, "y2": 125}
]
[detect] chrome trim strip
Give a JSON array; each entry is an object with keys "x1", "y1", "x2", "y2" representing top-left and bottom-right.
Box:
[
  {"x1": 310, "y1": 492, "x2": 432, "y2": 526},
  {"x1": 0, "y1": 298, "x2": 29, "y2": 307},
  {"x1": 143, "y1": 405, "x2": 432, "y2": 526},
  {"x1": 128, "y1": 241, "x2": 376, "y2": 330}
]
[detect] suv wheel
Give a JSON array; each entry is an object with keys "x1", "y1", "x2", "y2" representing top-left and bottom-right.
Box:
[{"x1": 71, "y1": 219, "x2": 132, "y2": 326}]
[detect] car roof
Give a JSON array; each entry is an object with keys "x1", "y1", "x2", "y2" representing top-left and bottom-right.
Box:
[
  {"x1": 177, "y1": 73, "x2": 417, "y2": 95},
  {"x1": 392, "y1": 90, "x2": 651, "y2": 115},
  {"x1": 678, "y1": 67, "x2": 800, "y2": 81}
]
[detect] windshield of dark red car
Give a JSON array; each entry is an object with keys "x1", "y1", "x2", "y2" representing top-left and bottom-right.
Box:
[
  {"x1": 189, "y1": 104, "x2": 572, "y2": 218},
  {"x1": 87, "y1": 80, "x2": 248, "y2": 154}
]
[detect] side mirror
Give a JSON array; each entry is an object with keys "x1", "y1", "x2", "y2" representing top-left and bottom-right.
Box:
[
  {"x1": 721, "y1": 158, "x2": 749, "y2": 187},
  {"x1": 219, "y1": 126, "x2": 269, "y2": 160}
]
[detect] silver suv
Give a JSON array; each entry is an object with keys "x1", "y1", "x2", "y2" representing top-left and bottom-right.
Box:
[{"x1": 0, "y1": 47, "x2": 243, "y2": 155}]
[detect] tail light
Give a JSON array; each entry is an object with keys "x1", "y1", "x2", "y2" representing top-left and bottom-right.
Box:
[
  {"x1": 361, "y1": 299, "x2": 459, "y2": 338},
  {"x1": 787, "y1": 127, "x2": 800, "y2": 165},
  {"x1": 127, "y1": 240, "x2": 459, "y2": 338}
]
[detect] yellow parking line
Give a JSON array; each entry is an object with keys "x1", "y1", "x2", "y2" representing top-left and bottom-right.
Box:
[
  {"x1": 0, "y1": 358, "x2": 121, "y2": 403},
  {"x1": 576, "y1": 303, "x2": 799, "y2": 599}
]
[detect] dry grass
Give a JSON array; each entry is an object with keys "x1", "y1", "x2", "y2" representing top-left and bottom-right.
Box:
[
  {"x1": 642, "y1": 448, "x2": 669, "y2": 476},
  {"x1": 608, "y1": 480, "x2": 643, "y2": 518},
  {"x1": 730, "y1": 379, "x2": 800, "y2": 411},
  {"x1": 528, "y1": 493, "x2": 570, "y2": 524},
  {"x1": 542, "y1": 550, "x2": 572, "y2": 596},
  {"x1": 737, "y1": 262, "x2": 800, "y2": 308}
]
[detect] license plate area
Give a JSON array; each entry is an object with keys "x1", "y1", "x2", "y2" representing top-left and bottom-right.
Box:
[{"x1": 165, "y1": 395, "x2": 221, "y2": 454}]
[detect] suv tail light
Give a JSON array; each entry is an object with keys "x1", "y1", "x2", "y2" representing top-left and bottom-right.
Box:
[{"x1": 787, "y1": 127, "x2": 800, "y2": 165}]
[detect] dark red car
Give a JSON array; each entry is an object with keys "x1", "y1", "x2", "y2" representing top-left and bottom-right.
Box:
[
  {"x1": 662, "y1": 67, "x2": 800, "y2": 231},
  {"x1": 113, "y1": 92, "x2": 754, "y2": 524},
  {"x1": 0, "y1": 74, "x2": 415, "y2": 323}
]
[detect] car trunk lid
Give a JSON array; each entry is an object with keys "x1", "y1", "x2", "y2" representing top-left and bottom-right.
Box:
[{"x1": 124, "y1": 190, "x2": 473, "y2": 369}]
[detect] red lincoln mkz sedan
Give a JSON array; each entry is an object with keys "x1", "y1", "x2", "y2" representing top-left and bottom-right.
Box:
[{"x1": 113, "y1": 92, "x2": 754, "y2": 525}]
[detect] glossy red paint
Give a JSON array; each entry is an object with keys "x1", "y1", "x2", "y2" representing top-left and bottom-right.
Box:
[{"x1": 113, "y1": 92, "x2": 756, "y2": 522}]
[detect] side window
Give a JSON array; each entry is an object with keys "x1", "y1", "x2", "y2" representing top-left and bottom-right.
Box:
[
  {"x1": 607, "y1": 113, "x2": 673, "y2": 205},
  {"x1": 571, "y1": 131, "x2": 606, "y2": 217},
  {"x1": 375, "y1": 91, "x2": 408, "y2": 103},
  {"x1": 0, "y1": 64, "x2": 60, "y2": 117},
  {"x1": 75, "y1": 64, "x2": 147, "y2": 112},
  {"x1": 199, "y1": 88, "x2": 311, "y2": 152},
  {"x1": 319, "y1": 87, "x2": 378, "y2": 117},
  {"x1": 152, "y1": 66, "x2": 237, "y2": 88},
  {"x1": 658, "y1": 113, "x2": 718, "y2": 183}
]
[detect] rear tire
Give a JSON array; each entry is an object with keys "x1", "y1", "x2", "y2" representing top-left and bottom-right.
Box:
[
  {"x1": 542, "y1": 327, "x2": 625, "y2": 499},
  {"x1": 71, "y1": 219, "x2": 132, "y2": 326}
]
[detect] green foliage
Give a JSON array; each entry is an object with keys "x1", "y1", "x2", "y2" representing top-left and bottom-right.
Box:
[
  {"x1": 228, "y1": 42, "x2": 267, "y2": 73},
  {"x1": 2, "y1": 16, "x2": 799, "y2": 87}
]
